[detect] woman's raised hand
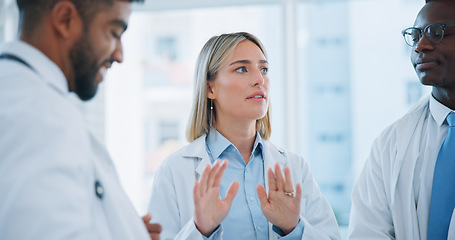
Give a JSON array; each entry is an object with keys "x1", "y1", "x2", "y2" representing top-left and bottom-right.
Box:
[
  {"x1": 257, "y1": 163, "x2": 302, "y2": 235},
  {"x1": 193, "y1": 160, "x2": 239, "y2": 237}
]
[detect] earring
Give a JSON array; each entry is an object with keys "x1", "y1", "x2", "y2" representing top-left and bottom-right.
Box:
[{"x1": 210, "y1": 99, "x2": 214, "y2": 127}]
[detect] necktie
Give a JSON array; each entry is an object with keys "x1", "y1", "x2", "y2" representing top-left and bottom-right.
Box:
[{"x1": 428, "y1": 112, "x2": 455, "y2": 239}]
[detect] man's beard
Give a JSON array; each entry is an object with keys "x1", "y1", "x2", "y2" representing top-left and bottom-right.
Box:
[{"x1": 69, "y1": 33, "x2": 101, "y2": 101}]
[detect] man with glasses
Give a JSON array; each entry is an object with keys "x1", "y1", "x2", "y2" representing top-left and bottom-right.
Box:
[{"x1": 349, "y1": 0, "x2": 455, "y2": 239}]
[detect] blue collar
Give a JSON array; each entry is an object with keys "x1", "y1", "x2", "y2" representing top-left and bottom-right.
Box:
[{"x1": 206, "y1": 128, "x2": 264, "y2": 163}]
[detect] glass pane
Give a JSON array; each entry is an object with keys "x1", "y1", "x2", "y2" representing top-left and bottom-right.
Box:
[{"x1": 296, "y1": 0, "x2": 427, "y2": 227}]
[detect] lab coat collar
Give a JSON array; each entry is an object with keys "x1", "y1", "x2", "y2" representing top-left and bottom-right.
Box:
[
  {"x1": 0, "y1": 41, "x2": 69, "y2": 97},
  {"x1": 430, "y1": 94, "x2": 455, "y2": 127},
  {"x1": 262, "y1": 140, "x2": 286, "y2": 171},
  {"x1": 262, "y1": 140, "x2": 286, "y2": 193},
  {"x1": 185, "y1": 135, "x2": 211, "y2": 178}
]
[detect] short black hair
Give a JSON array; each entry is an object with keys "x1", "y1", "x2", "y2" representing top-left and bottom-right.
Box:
[
  {"x1": 425, "y1": 0, "x2": 452, "y2": 3},
  {"x1": 17, "y1": 0, "x2": 144, "y2": 33}
]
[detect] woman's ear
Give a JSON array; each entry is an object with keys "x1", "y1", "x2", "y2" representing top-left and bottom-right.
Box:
[{"x1": 207, "y1": 81, "x2": 216, "y2": 99}]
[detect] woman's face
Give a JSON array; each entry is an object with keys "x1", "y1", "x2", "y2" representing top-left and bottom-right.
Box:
[{"x1": 208, "y1": 40, "x2": 269, "y2": 124}]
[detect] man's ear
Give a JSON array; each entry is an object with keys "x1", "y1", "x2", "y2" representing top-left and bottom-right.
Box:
[
  {"x1": 207, "y1": 81, "x2": 216, "y2": 100},
  {"x1": 50, "y1": 1, "x2": 83, "y2": 40}
]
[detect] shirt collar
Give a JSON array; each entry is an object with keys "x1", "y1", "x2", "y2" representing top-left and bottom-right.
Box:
[
  {"x1": 252, "y1": 131, "x2": 264, "y2": 158},
  {"x1": 430, "y1": 94, "x2": 455, "y2": 127},
  {"x1": 206, "y1": 128, "x2": 264, "y2": 161},
  {"x1": 0, "y1": 41, "x2": 69, "y2": 96}
]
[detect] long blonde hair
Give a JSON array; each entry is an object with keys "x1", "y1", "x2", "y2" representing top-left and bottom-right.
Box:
[{"x1": 186, "y1": 32, "x2": 272, "y2": 142}]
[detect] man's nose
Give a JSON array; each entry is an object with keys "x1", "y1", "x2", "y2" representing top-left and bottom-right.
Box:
[
  {"x1": 415, "y1": 33, "x2": 435, "y2": 53},
  {"x1": 112, "y1": 41, "x2": 124, "y2": 63}
]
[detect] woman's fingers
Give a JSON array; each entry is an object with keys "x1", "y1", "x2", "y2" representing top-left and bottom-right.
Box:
[
  {"x1": 193, "y1": 180, "x2": 201, "y2": 203},
  {"x1": 284, "y1": 167, "x2": 292, "y2": 187},
  {"x1": 194, "y1": 159, "x2": 230, "y2": 204},
  {"x1": 295, "y1": 183, "x2": 302, "y2": 202},
  {"x1": 267, "y1": 168, "x2": 277, "y2": 191},
  {"x1": 193, "y1": 159, "x2": 240, "y2": 237},
  {"x1": 213, "y1": 160, "x2": 228, "y2": 188},
  {"x1": 224, "y1": 181, "x2": 239, "y2": 204},
  {"x1": 270, "y1": 164, "x2": 296, "y2": 195},
  {"x1": 199, "y1": 164, "x2": 211, "y2": 194},
  {"x1": 198, "y1": 159, "x2": 223, "y2": 195},
  {"x1": 206, "y1": 160, "x2": 221, "y2": 191},
  {"x1": 274, "y1": 163, "x2": 285, "y2": 192},
  {"x1": 256, "y1": 184, "x2": 269, "y2": 207},
  {"x1": 259, "y1": 166, "x2": 302, "y2": 233},
  {"x1": 283, "y1": 166, "x2": 295, "y2": 194}
]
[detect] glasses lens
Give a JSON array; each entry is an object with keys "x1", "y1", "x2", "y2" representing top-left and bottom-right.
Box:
[
  {"x1": 426, "y1": 24, "x2": 444, "y2": 43},
  {"x1": 404, "y1": 28, "x2": 421, "y2": 46}
]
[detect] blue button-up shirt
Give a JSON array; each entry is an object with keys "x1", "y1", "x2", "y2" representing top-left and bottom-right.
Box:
[{"x1": 203, "y1": 130, "x2": 304, "y2": 239}]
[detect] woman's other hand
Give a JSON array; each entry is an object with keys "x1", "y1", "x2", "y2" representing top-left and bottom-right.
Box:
[
  {"x1": 193, "y1": 160, "x2": 239, "y2": 237},
  {"x1": 257, "y1": 163, "x2": 302, "y2": 235}
]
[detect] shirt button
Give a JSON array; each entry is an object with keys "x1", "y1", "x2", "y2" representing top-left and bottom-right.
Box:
[
  {"x1": 249, "y1": 196, "x2": 254, "y2": 202},
  {"x1": 257, "y1": 226, "x2": 261, "y2": 231},
  {"x1": 246, "y1": 168, "x2": 249, "y2": 172}
]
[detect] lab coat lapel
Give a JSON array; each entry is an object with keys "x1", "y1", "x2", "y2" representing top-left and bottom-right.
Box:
[
  {"x1": 262, "y1": 141, "x2": 287, "y2": 193},
  {"x1": 183, "y1": 135, "x2": 212, "y2": 180},
  {"x1": 391, "y1": 96, "x2": 429, "y2": 196},
  {"x1": 391, "y1": 96, "x2": 429, "y2": 239}
]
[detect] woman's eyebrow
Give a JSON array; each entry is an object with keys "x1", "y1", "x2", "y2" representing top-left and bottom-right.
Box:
[
  {"x1": 229, "y1": 59, "x2": 268, "y2": 66},
  {"x1": 229, "y1": 60, "x2": 250, "y2": 66}
]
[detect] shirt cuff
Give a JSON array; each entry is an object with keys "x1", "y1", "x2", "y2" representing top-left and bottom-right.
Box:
[
  {"x1": 201, "y1": 225, "x2": 222, "y2": 240},
  {"x1": 272, "y1": 219, "x2": 304, "y2": 239}
]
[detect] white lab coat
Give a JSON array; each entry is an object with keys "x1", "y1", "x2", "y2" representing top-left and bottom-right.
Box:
[
  {"x1": 0, "y1": 41, "x2": 149, "y2": 239},
  {"x1": 348, "y1": 96, "x2": 455, "y2": 240},
  {"x1": 148, "y1": 135, "x2": 341, "y2": 240}
]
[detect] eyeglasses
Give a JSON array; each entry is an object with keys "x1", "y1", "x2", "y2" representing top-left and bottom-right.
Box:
[{"x1": 402, "y1": 23, "x2": 455, "y2": 47}]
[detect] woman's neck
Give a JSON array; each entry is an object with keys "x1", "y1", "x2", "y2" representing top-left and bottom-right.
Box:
[{"x1": 215, "y1": 118, "x2": 257, "y2": 164}]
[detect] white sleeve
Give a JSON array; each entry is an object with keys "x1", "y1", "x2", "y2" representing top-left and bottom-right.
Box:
[
  {"x1": 297, "y1": 157, "x2": 341, "y2": 240},
  {"x1": 0, "y1": 104, "x2": 99, "y2": 239},
  {"x1": 348, "y1": 132, "x2": 396, "y2": 239},
  {"x1": 148, "y1": 159, "x2": 222, "y2": 240}
]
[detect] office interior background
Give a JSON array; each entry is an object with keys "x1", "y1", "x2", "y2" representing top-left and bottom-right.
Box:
[{"x1": 0, "y1": 0, "x2": 428, "y2": 235}]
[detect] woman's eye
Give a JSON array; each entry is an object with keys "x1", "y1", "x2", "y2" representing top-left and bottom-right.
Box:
[
  {"x1": 236, "y1": 67, "x2": 247, "y2": 73},
  {"x1": 261, "y1": 68, "x2": 268, "y2": 74}
]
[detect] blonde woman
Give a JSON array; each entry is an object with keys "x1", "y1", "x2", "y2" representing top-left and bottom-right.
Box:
[{"x1": 148, "y1": 32, "x2": 340, "y2": 240}]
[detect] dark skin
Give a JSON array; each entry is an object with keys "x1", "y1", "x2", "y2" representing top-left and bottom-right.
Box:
[{"x1": 411, "y1": 1, "x2": 455, "y2": 110}]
